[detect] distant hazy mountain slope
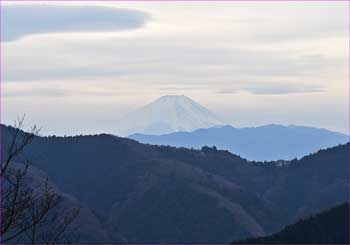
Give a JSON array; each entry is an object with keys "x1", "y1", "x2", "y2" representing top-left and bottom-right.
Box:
[
  {"x1": 116, "y1": 95, "x2": 224, "y2": 136},
  {"x1": 1, "y1": 125, "x2": 349, "y2": 243},
  {"x1": 234, "y1": 203, "x2": 350, "y2": 244},
  {"x1": 130, "y1": 124, "x2": 349, "y2": 161}
]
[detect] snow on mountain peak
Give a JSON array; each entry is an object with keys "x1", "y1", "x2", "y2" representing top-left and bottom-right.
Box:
[{"x1": 116, "y1": 95, "x2": 225, "y2": 136}]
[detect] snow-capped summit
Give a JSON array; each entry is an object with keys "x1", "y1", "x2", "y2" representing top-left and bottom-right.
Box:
[{"x1": 116, "y1": 95, "x2": 225, "y2": 136}]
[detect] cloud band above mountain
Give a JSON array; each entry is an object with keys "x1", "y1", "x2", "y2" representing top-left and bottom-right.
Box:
[
  {"x1": 1, "y1": 5, "x2": 150, "y2": 42},
  {"x1": 216, "y1": 82, "x2": 324, "y2": 95}
]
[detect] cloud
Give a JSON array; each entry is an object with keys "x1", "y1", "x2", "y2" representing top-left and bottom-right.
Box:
[
  {"x1": 3, "y1": 88, "x2": 67, "y2": 98},
  {"x1": 217, "y1": 82, "x2": 324, "y2": 95},
  {"x1": 2, "y1": 81, "x2": 124, "y2": 98},
  {"x1": 1, "y1": 2, "x2": 348, "y2": 135},
  {"x1": 1, "y1": 5, "x2": 150, "y2": 42},
  {"x1": 3, "y1": 36, "x2": 340, "y2": 83},
  {"x1": 242, "y1": 84, "x2": 324, "y2": 95}
]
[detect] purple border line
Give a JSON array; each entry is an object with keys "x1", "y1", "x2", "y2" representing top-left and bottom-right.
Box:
[
  {"x1": 0, "y1": 0, "x2": 349, "y2": 244},
  {"x1": 0, "y1": 0, "x2": 347, "y2": 1},
  {"x1": 0, "y1": 0, "x2": 3, "y2": 242},
  {"x1": 348, "y1": 0, "x2": 350, "y2": 243}
]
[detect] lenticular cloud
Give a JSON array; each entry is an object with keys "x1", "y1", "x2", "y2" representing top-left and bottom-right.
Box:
[{"x1": 1, "y1": 5, "x2": 150, "y2": 42}]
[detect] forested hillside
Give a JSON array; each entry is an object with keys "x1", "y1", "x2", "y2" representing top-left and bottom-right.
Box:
[
  {"x1": 1, "y1": 124, "x2": 349, "y2": 243},
  {"x1": 234, "y1": 203, "x2": 349, "y2": 244}
]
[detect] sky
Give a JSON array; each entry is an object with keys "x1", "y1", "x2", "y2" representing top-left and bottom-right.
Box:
[{"x1": 1, "y1": 1, "x2": 349, "y2": 136}]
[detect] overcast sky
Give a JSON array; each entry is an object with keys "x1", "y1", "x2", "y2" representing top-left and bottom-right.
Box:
[{"x1": 1, "y1": 1, "x2": 349, "y2": 135}]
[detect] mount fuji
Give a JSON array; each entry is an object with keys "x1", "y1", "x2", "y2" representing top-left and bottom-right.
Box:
[{"x1": 116, "y1": 95, "x2": 225, "y2": 136}]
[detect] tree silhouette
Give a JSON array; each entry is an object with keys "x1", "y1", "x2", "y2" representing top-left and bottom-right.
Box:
[{"x1": 1, "y1": 116, "x2": 79, "y2": 244}]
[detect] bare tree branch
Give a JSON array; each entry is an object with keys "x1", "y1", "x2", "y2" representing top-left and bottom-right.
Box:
[{"x1": 1, "y1": 117, "x2": 80, "y2": 244}]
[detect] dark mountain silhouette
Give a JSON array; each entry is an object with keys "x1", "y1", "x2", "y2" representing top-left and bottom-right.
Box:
[
  {"x1": 4, "y1": 163, "x2": 125, "y2": 243},
  {"x1": 234, "y1": 203, "x2": 350, "y2": 244},
  {"x1": 1, "y1": 124, "x2": 349, "y2": 243},
  {"x1": 130, "y1": 124, "x2": 348, "y2": 161}
]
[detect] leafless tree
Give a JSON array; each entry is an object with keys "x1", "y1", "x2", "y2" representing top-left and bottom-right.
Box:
[{"x1": 1, "y1": 116, "x2": 79, "y2": 244}]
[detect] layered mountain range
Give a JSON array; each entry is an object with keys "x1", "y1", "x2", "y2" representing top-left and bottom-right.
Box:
[
  {"x1": 117, "y1": 95, "x2": 348, "y2": 161},
  {"x1": 131, "y1": 124, "x2": 348, "y2": 161},
  {"x1": 2, "y1": 124, "x2": 349, "y2": 243}
]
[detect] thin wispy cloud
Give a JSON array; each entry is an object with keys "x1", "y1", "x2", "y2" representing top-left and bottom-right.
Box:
[
  {"x1": 1, "y1": 5, "x2": 150, "y2": 42},
  {"x1": 3, "y1": 40, "x2": 340, "y2": 83},
  {"x1": 243, "y1": 84, "x2": 324, "y2": 95},
  {"x1": 217, "y1": 82, "x2": 324, "y2": 95}
]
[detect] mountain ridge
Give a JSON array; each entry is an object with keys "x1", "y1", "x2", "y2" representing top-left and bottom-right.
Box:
[
  {"x1": 1, "y1": 124, "x2": 349, "y2": 243},
  {"x1": 233, "y1": 203, "x2": 350, "y2": 244},
  {"x1": 130, "y1": 124, "x2": 348, "y2": 161}
]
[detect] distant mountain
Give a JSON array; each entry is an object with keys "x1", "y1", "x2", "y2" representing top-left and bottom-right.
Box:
[
  {"x1": 116, "y1": 95, "x2": 224, "y2": 136},
  {"x1": 130, "y1": 124, "x2": 349, "y2": 161},
  {"x1": 1, "y1": 124, "x2": 349, "y2": 243},
  {"x1": 234, "y1": 203, "x2": 350, "y2": 244}
]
